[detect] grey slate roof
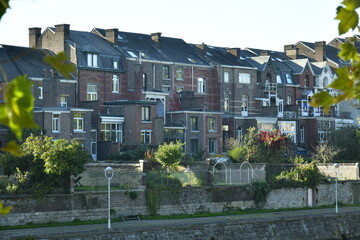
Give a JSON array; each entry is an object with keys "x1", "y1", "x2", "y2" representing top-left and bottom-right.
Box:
[
  {"x1": 61, "y1": 29, "x2": 124, "y2": 71},
  {"x1": 0, "y1": 44, "x2": 70, "y2": 81},
  {"x1": 245, "y1": 56, "x2": 271, "y2": 72},
  {"x1": 245, "y1": 48, "x2": 291, "y2": 61},
  {"x1": 94, "y1": 29, "x2": 210, "y2": 66}
]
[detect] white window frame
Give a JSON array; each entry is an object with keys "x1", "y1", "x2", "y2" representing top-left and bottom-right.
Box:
[
  {"x1": 208, "y1": 138, "x2": 217, "y2": 154},
  {"x1": 38, "y1": 86, "x2": 43, "y2": 100},
  {"x1": 176, "y1": 67, "x2": 184, "y2": 80},
  {"x1": 300, "y1": 126, "x2": 305, "y2": 143},
  {"x1": 141, "y1": 106, "x2": 151, "y2": 121},
  {"x1": 60, "y1": 95, "x2": 68, "y2": 107},
  {"x1": 87, "y1": 53, "x2": 98, "y2": 67},
  {"x1": 237, "y1": 127, "x2": 243, "y2": 143},
  {"x1": 162, "y1": 65, "x2": 170, "y2": 79},
  {"x1": 101, "y1": 122, "x2": 123, "y2": 143},
  {"x1": 224, "y1": 72, "x2": 229, "y2": 83},
  {"x1": 208, "y1": 117, "x2": 216, "y2": 132},
  {"x1": 287, "y1": 95, "x2": 292, "y2": 105},
  {"x1": 113, "y1": 60, "x2": 118, "y2": 69},
  {"x1": 278, "y1": 121, "x2": 296, "y2": 144},
  {"x1": 191, "y1": 117, "x2": 199, "y2": 131},
  {"x1": 224, "y1": 94, "x2": 230, "y2": 112},
  {"x1": 238, "y1": 73, "x2": 251, "y2": 84},
  {"x1": 74, "y1": 113, "x2": 84, "y2": 132},
  {"x1": 197, "y1": 78, "x2": 206, "y2": 94},
  {"x1": 52, "y1": 113, "x2": 60, "y2": 133},
  {"x1": 241, "y1": 95, "x2": 248, "y2": 116},
  {"x1": 87, "y1": 84, "x2": 98, "y2": 101},
  {"x1": 141, "y1": 130, "x2": 152, "y2": 144},
  {"x1": 112, "y1": 75, "x2": 119, "y2": 93}
]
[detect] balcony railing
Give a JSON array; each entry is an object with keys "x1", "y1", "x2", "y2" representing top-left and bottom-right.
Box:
[{"x1": 299, "y1": 108, "x2": 334, "y2": 117}]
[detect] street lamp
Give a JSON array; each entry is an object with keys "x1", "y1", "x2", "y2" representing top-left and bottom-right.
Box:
[
  {"x1": 105, "y1": 166, "x2": 114, "y2": 229},
  {"x1": 334, "y1": 163, "x2": 340, "y2": 214}
]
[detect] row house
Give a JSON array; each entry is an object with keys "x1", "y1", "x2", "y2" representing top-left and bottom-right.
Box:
[{"x1": 0, "y1": 44, "x2": 93, "y2": 154}]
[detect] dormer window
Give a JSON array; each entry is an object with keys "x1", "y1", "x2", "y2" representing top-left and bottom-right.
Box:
[
  {"x1": 87, "y1": 53, "x2": 98, "y2": 67},
  {"x1": 126, "y1": 50, "x2": 137, "y2": 58},
  {"x1": 113, "y1": 60, "x2": 118, "y2": 69}
]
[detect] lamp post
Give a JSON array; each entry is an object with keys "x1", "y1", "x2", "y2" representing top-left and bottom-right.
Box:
[
  {"x1": 105, "y1": 166, "x2": 114, "y2": 229},
  {"x1": 334, "y1": 163, "x2": 340, "y2": 213}
]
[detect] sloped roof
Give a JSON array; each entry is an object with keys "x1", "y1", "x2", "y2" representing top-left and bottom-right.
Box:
[
  {"x1": 0, "y1": 45, "x2": 70, "y2": 80},
  {"x1": 106, "y1": 30, "x2": 210, "y2": 65},
  {"x1": 285, "y1": 59, "x2": 313, "y2": 75},
  {"x1": 245, "y1": 56, "x2": 271, "y2": 72},
  {"x1": 245, "y1": 48, "x2": 290, "y2": 61},
  {"x1": 310, "y1": 61, "x2": 327, "y2": 75}
]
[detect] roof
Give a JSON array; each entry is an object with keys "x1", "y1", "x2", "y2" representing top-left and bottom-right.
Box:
[
  {"x1": 245, "y1": 48, "x2": 291, "y2": 61},
  {"x1": 104, "y1": 100, "x2": 157, "y2": 105},
  {"x1": 285, "y1": 59, "x2": 313, "y2": 75},
  {"x1": 0, "y1": 45, "x2": 71, "y2": 81},
  {"x1": 245, "y1": 56, "x2": 271, "y2": 72},
  {"x1": 94, "y1": 29, "x2": 210, "y2": 66}
]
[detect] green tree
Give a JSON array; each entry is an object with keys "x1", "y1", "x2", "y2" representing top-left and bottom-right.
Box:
[
  {"x1": 311, "y1": 0, "x2": 360, "y2": 111},
  {"x1": 329, "y1": 126, "x2": 360, "y2": 161},
  {"x1": 154, "y1": 141, "x2": 184, "y2": 171}
]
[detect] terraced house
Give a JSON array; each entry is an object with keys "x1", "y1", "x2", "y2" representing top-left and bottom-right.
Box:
[{"x1": 0, "y1": 23, "x2": 357, "y2": 159}]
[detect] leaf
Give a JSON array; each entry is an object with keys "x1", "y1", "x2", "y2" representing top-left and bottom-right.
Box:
[
  {"x1": 1, "y1": 140, "x2": 24, "y2": 157},
  {"x1": 331, "y1": 68, "x2": 353, "y2": 91},
  {"x1": 0, "y1": 0, "x2": 9, "y2": 22},
  {"x1": 0, "y1": 75, "x2": 38, "y2": 141},
  {"x1": 44, "y1": 52, "x2": 75, "y2": 79},
  {"x1": 342, "y1": 0, "x2": 360, "y2": 10},
  {"x1": 310, "y1": 91, "x2": 335, "y2": 113},
  {"x1": 339, "y1": 42, "x2": 359, "y2": 61},
  {"x1": 336, "y1": 7, "x2": 359, "y2": 34},
  {"x1": 0, "y1": 201, "x2": 12, "y2": 215}
]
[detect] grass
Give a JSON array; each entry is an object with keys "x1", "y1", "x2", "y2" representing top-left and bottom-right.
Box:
[{"x1": 1, "y1": 203, "x2": 359, "y2": 231}]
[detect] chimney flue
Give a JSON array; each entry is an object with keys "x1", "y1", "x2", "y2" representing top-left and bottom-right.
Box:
[
  {"x1": 105, "y1": 28, "x2": 118, "y2": 44},
  {"x1": 151, "y1": 32, "x2": 162, "y2": 42},
  {"x1": 314, "y1": 41, "x2": 326, "y2": 62},
  {"x1": 29, "y1": 27, "x2": 41, "y2": 48}
]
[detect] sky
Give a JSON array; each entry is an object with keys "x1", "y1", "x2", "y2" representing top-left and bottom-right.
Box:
[{"x1": 0, "y1": 0, "x2": 355, "y2": 51}]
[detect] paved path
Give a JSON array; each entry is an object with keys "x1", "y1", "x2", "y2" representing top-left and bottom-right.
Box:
[{"x1": 1, "y1": 206, "x2": 360, "y2": 239}]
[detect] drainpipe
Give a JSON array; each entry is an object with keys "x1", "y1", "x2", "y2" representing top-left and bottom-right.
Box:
[{"x1": 191, "y1": 66, "x2": 194, "y2": 91}]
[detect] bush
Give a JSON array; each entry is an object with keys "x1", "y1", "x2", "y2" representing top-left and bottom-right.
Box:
[{"x1": 154, "y1": 141, "x2": 184, "y2": 171}]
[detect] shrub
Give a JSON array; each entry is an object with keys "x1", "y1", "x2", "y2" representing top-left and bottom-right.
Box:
[
  {"x1": 154, "y1": 141, "x2": 184, "y2": 171},
  {"x1": 312, "y1": 142, "x2": 341, "y2": 163}
]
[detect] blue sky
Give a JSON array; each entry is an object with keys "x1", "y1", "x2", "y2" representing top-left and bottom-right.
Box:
[{"x1": 0, "y1": 0, "x2": 352, "y2": 51}]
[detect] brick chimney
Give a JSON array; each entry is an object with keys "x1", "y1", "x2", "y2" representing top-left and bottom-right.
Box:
[
  {"x1": 226, "y1": 48, "x2": 240, "y2": 57},
  {"x1": 29, "y1": 27, "x2": 41, "y2": 48},
  {"x1": 284, "y1": 45, "x2": 299, "y2": 59},
  {"x1": 314, "y1": 41, "x2": 326, "y2": 61},
  {"x1": 54, "y1": 24, "x2": 70, "y2": 54},
  {"x1": 105, "y1": 28, "x2": 118, "y2": 44},
  {"x1": 151, "y1": 32, "x2": 162, "y2": 43}
]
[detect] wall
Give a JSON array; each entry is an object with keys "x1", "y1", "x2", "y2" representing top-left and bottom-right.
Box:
[
  {"x1": 317, "y1": 163, "x2": 359, "y2": 180},
  {"x1": 1, "y1": 181, "x2": 360, "y2": 227}
]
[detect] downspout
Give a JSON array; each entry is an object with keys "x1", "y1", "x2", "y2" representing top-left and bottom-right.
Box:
[
  {"x1": 191, "y1": 66, "x2": 194, "y2": 91},
  {"x1": 103, "y1": 71, "x2": 106, "y2": 103}
]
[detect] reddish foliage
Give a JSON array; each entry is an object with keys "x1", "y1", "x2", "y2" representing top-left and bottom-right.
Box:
[{"x1": 258, "y1": 130, "x2": 288, "y2": 150}]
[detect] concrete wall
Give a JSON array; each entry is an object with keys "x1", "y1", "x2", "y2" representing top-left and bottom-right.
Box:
[
  {"x1": 317, "y1": 163, "x2": 359, "y2": 180},
  {"x1": 1, "y1": 181, "x2": 360, "y2": 227}
]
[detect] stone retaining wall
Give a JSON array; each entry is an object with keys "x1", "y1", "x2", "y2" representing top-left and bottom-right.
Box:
[{"x1": 1, "y1": 181, "x2": 360, "y2": 227}]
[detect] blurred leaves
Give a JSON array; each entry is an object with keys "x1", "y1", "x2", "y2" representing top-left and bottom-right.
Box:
[
  {"x1": 0, "y1": 0, "x2": 9, "y2": 22},
  {"x1": 0, "y1": 201, "x2": 12, "y2": 215},
  {"x1": 44, "y1": 52, "x2": 75, "y2": 79}
]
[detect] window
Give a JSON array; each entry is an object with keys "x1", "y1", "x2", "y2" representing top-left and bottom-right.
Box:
[
  {"x1": 208, "y1": 117, "x2": 216, "y2": 132},
  {"x1": 60, "y1": 95, "x2": 68, "y2": 107},
  {"x1": 239, "y1": 73, "x2": 251, "y2": 84},
  {"x1": 224, "y1": 94, "x2": 230, "y2": 112},
  {"x1": 162, "y1": 65, "x2": 170, "y2": 79},
  {"x1": 197, "y1": 78, "x2": 206, "y2": 94},
  {"x1": 285, "y1": 73, "x2": 293, "y2": 84},
  {"x1": 241, "y1": 95, "x2": 248, "y2": 111},
  {"x1": 141, "y1": 130, "x2": 152, "y2": 144},
  {"x1": 237, "y1": 126, "x2": 243, "y2": 143},
  {"x1": 126, "y1": 50, "x2": 137, "y2": 58},
  {"x1": 52, "y1": 114, "x2": 60, "y2": 132},
  {"x1": 300, "y1": 126, "x2": 305, "y2": 143},
  {"x1": 161, "y1": 85, "x2": 170, "y2": 92},
  {"x1": 74, "y1": 113, "x2": 84, "y2": 132},
  {"x1": 176, "y1": 67, "x2": 184, "y2": 80},
  {"x1": 143, "y1": 73, "x2": 147, "y2": 90},
  {"x1": 113, "y1": 60, "x2": 118, "y2": 69},
  {"x1": 323, "y1": 77, "x2": 328, "y2": 88},
  {"x1": 287, "y1": 96, "x2": 292, "y2": 105},
  {"x1": 276, "y1": 75, "x2": 282, "y2": 84},
  {"x1": 208, "y1": 138, "x2": 217, "y2": 154},
  {"x1": 190, "y1": 139, "x2": 198, "y2": 154},
  {"x1": 176, "y1": 86, "x2": 184, "y2": 92},
  {"x1": 278, "y1": 121, "x2": 296, "y2": 143},
  {"x1": 112, "y1": 75, "x2": 119, "y2": 93},
  {"x1": 304, "y1": 76, "x2": 309, "y2": 88},
  {"x1": 318, "y1": 120, "x2": 335, "y2": 142},
  {"x1": 87, "y1": 84, "x2": 98, "y2": 101},
  {"x1": 224, "y1": 72, "x2": 229, "y2": 83},
  {"x1": 141, "y1": 106, "x2": 151, "y2": 121},
  {"x1": 38, "y1": 86, "x2": 43, "y2": 100},
  {"x1": 191, "y1": 117, "x2": 198, "y2": 131},
  {"x1": 101, "y1": 123, "x2": 122, "y2": 143},
  {"x1": 87, "y1": 53, "x2": 98, "y2": 67}
]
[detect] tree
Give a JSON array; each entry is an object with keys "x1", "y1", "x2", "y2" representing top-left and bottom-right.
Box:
[
  {"x1": 328, "y1": 126, "x2": 360, "y2": 161},
  {"x1": 312, "y1": 142, "x2": 341, "y2": 163},
  {"x1": 311, "y1": 0, "x2": 360, "y2": 112},
  {"x1": 154, "y1": 141, "x2": 184, "y2": 171}
]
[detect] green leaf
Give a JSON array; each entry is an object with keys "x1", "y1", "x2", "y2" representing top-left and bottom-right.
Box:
[
  {"x1": 310, "y1": 91, "x2": 335, "y2": 113},
  {"x1": 342, "y1": 0, "x2": 360, "y2": 10},
  {"x1": 44, "y1": 52, "x2": 75, "y2": 79},
  {"x1": 0, "y1": 75, "x2": 38, "y2": 141},
  {"x1": 0, "y1": 0, "x2": 9, "y2": 22},
  {"x1": 339, "y1": 42, "x2": 359, "y2": 61},
  {"x1": 331, "y1": 68, "x2": 353, "y2": 91},
  {"x1": 336, "y1": 7, "x2": 359, "y2": 34},
  {"x1": 1, "y1": 140, "x2": 24, "y2": 157},
  {"x1": 0, "y1": 201, "x2": 12, "y2": 215}
]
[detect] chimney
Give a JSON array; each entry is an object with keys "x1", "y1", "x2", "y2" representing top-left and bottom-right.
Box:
[
  {"x1": 54, "y1": 24, "x2": 70, "y2": 54},
  {"x1": 196, "y1": 42, "x2": 207, "y2": 56},
  {"x1": 345, "y1": 37, "x2": 355, "y2": 46},
  {"x1": 151, "y1": 32, "x2": 162, "y2": 43},
  {"x1": 226, "y1": 48, "x2": 240, "y2": 57},
  {"x1": 29, "y1": 27, "x2": 41, "y2": 48},
  {"x1": 284, "y1": 45, "x2": 299, "y2": 59},
  {"x1": 314, "y1": 41, "x2": 326, "y2": 62},
  {"x1": 260, "y1": 50, "x2": 269, "y2": 56},
  {"x1": 105, "y1": 28, "x2": 118, "y2": 44}
]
